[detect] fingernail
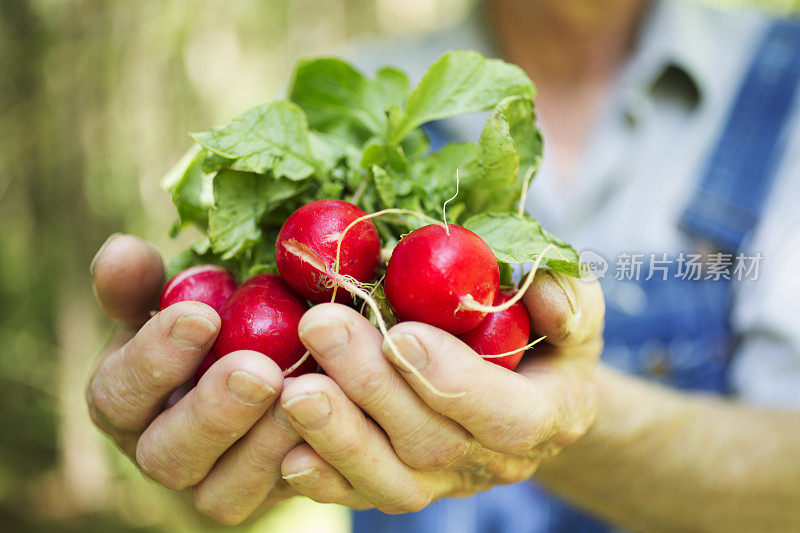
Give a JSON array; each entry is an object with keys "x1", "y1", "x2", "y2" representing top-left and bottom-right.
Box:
[
  {"x1": 170, "y1": 314, "x2": 218, "y2": 348},
  {"x1": 299, "y1": 319, "x2": 349, "y2": 359},
  {"x1": 283, "y1": 392, "x2": 331, "y2": 429},
  {"x1": 282, "y1": 468, "x2": 320, "y2": 486},
  {"x1": 90, "y1": 233, "x2": 123, "y2": 276},
  {"x1": 384, "y1": 333, "x2": 428, "y2": 372},
  {"x1": 547, "y1": 270, "x2": 578, "y2": 317},
  {"x1": 226, "y1": 370, "x2": 275, "y2": 405}
]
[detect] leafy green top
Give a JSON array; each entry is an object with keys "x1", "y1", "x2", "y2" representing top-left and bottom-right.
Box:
[{"x1": 162, "y1": 50, "x2": 579, "y2": 280}]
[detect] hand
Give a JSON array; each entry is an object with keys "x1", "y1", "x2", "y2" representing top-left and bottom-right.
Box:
[
  {"x1": 86, "y1": 234, "x2": 302, "y2": 525},
  {"x1": 276, "y1": 270, "x2": 604, "y2": 513}
]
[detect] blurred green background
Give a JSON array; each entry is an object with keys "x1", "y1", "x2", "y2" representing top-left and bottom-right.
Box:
[{"x1": 0, "y1": 0, "x2": 796, "y2": 531}]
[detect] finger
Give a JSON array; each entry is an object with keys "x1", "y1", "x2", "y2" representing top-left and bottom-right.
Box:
[
  {"x1": 281, "y1": 444, "x2": 372, "y2": 510},
  {"x1": 280, "y1": 374, "x2": 456, "y2": 514},
  {"x1": 191, "y1": 402, "x2": 304, "y2": 526},
  {"x1": 298, "y1": 303, "x2": 488, "y2": 471},
  {"x1": 135, "y1": 351, "x2": 282, "y2": 490},
  {"x1": 522, "y1": 269, "x2": 604, "y2": 347},
  {"x1": 263, "y1": 479, "x2": 299, "y2": 506},
  {"x1": 86, "y1": 301, "x2": 220, "y2": 436},
  {"x1": 383, "y1": 322, "x2": 572, "y2": 456},
  {"x1": 91, "y1": 234, "x2": 165, "y2": 328}
]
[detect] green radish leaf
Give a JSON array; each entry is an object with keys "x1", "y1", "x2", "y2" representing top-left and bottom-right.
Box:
[
  {"x1": 505, "y1": 96, "x2": 544, "y2": 175},
  {"x1": 160, "y1": 145, "x2": 214, "y2": 234},
  {"x1": 373, "y1": 66, "x2": 412, "y2": 111},
  {"x1": 371, "y1": 165, "x2": 396, "y2": 208},
  {"x1": 191, "y1": 236, "x2": 211, "y2": 255},
  {"x1": 411, "y1": 142, "x2": 477, "y2": 194},
  {"x1": 388, "y1": 50, "x2": 536, "y2": 143},
  {"x1": 290, "y1": 58, "x2": 382, "y2": 134},
  {"x1": 401, "y1": 96, "x2": 542, "y2": 223},
  {"x1": 309, "y1": 131, "x2": 362, "y2": 170},
  {"x1": 161, "y1": 51, "x2": 579, "y2": 282},
  {"x1": 201, "y1": 151, "x2": 236, "y2": 173},
  {"x1": 361, "y1": 142, "x2": 409, "y2": 172},
  {"x1": 208, "y1": 170, "x2": 268, "y2": 259},
  {"x1": 191, "y1": 101, "x2": 319, "y2": 180},
  {"x1": 363, "y1": 283, "x2": 398, "y2": 330},
  {"x1": 461, "y1": 107, "x2": 519, "y2": 190},
  {"x1": 498, "y1": 262, "x2": 514, "y2": 286},
  {"x1": 400, "y1": 127, "x2": 430, "y2": 159},
  {"x1": 464, "y1": 212, "x2": 581, "y2": 277},
  {"x1": 318, "y1": 181, "x2": 346, "y2": 200},
  {"x1": 241, "y1": 238, "x2": 278, "y2": 279},
  {"x1": 209, "y1": 170, "x2": 307, "y2": 259},
  {"x1": 165, "y1": 237, "x2": 237, "y2": 280},
  {"x1": 166, "y1": 249, "x2": 207, "y2": 280},
  {"x1": 466, "y1": 95, "x2": 542, "y2": 189},
  {"x1": 290, "y1": 59, "x2": 411, "y2": 139},
  {"x1": 461, "y1": 96, "x2": 543, "y2": 214}
]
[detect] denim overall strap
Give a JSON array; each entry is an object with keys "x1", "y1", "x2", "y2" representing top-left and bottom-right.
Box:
[{"x1": 680, "y1": 18, "x2": 800, "y2": 252}]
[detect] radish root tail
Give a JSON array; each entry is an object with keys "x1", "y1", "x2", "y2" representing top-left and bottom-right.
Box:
[
  {"x1": 283, "y1": 350, "x2": 311, "y2": 377},
  {"x1": 458, "y1": 244, "x2": 556, "y2": 314},
  {"x1": 441, "y1": 169, "x2": 461, "y2": 237},
  {"x1": 481, "y1": 335, "x2": 546, "y2": 359}
]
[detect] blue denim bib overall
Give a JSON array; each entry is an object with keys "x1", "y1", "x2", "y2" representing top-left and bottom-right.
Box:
[{"x1": 353, "y1": 19, "x2": 800, "y2": 533}]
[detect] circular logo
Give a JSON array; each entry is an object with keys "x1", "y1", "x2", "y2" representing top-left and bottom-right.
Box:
[{"x1": 579, "y1": 249, "x2": 609, "y2": 282}]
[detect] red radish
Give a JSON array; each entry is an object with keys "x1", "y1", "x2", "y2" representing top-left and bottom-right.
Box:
[
  {"x1": 160, "y1": 264, "x2": 237, "y2": 315},
  {"x1": 213, "y1": 273, "x2": 315, "y2": 377},
  {"x1": 458, "y1": 291, "x2": 532, "y2": 371},
  {"x1": 276, "y1": 199, "x2": 380, "y2": 304},
  {"x1": 159, "y1": 265, "x2": 237, "y2": 384},
  {"x1": 384, "y1": 224, "x2": 500, "y2": 335}
]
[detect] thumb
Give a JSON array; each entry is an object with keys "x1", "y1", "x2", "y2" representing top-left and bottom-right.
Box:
[
  {"x1": 91, "y1": 234, "x2": 165, "y2": 328},
  {"x1": 522, "y1": 269, "x2": 605, "y2": 347}
]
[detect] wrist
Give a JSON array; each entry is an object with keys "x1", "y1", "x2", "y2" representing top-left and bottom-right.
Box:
[{"x1": 535, "y1": 364, "x2": 682, "y2": 479}]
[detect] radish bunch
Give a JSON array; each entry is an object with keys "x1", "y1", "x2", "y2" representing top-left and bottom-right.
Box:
[
  {"x1": 160, "y1": 199, "x2": 544, "y2": 388},
  {"x1": 157, "y1": 52, "x2": 584, "y2": 391}
]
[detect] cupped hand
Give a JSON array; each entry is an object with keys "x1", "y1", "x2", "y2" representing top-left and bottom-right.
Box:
[
  {"x1": 87, "y1": 234, "x2": 302, "y2": 525},
  {"x1": 277, "y1": 270, "x2": 604, "y2": 513}
]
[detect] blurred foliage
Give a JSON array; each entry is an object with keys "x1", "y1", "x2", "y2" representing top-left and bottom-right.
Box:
[{"x1": 0, "y1": 0, "x2": 796, "y2": 532}]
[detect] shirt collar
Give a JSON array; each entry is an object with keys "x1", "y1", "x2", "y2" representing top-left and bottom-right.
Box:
[{"x1": 619, "y1": 0, "x2": 723, "y2": 114}]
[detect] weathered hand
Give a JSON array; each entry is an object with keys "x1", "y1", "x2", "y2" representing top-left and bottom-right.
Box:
[
  {"x1": 278, "y1": 270, "x2": 604, "y2": 513},
  {"x1": 86, "y1": 234, "x2": 302, "y2": 524}
]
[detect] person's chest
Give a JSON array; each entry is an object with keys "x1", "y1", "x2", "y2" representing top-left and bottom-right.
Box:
[{"x1": 526, "y1": 76, "x2": 731, "y2": 260}]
